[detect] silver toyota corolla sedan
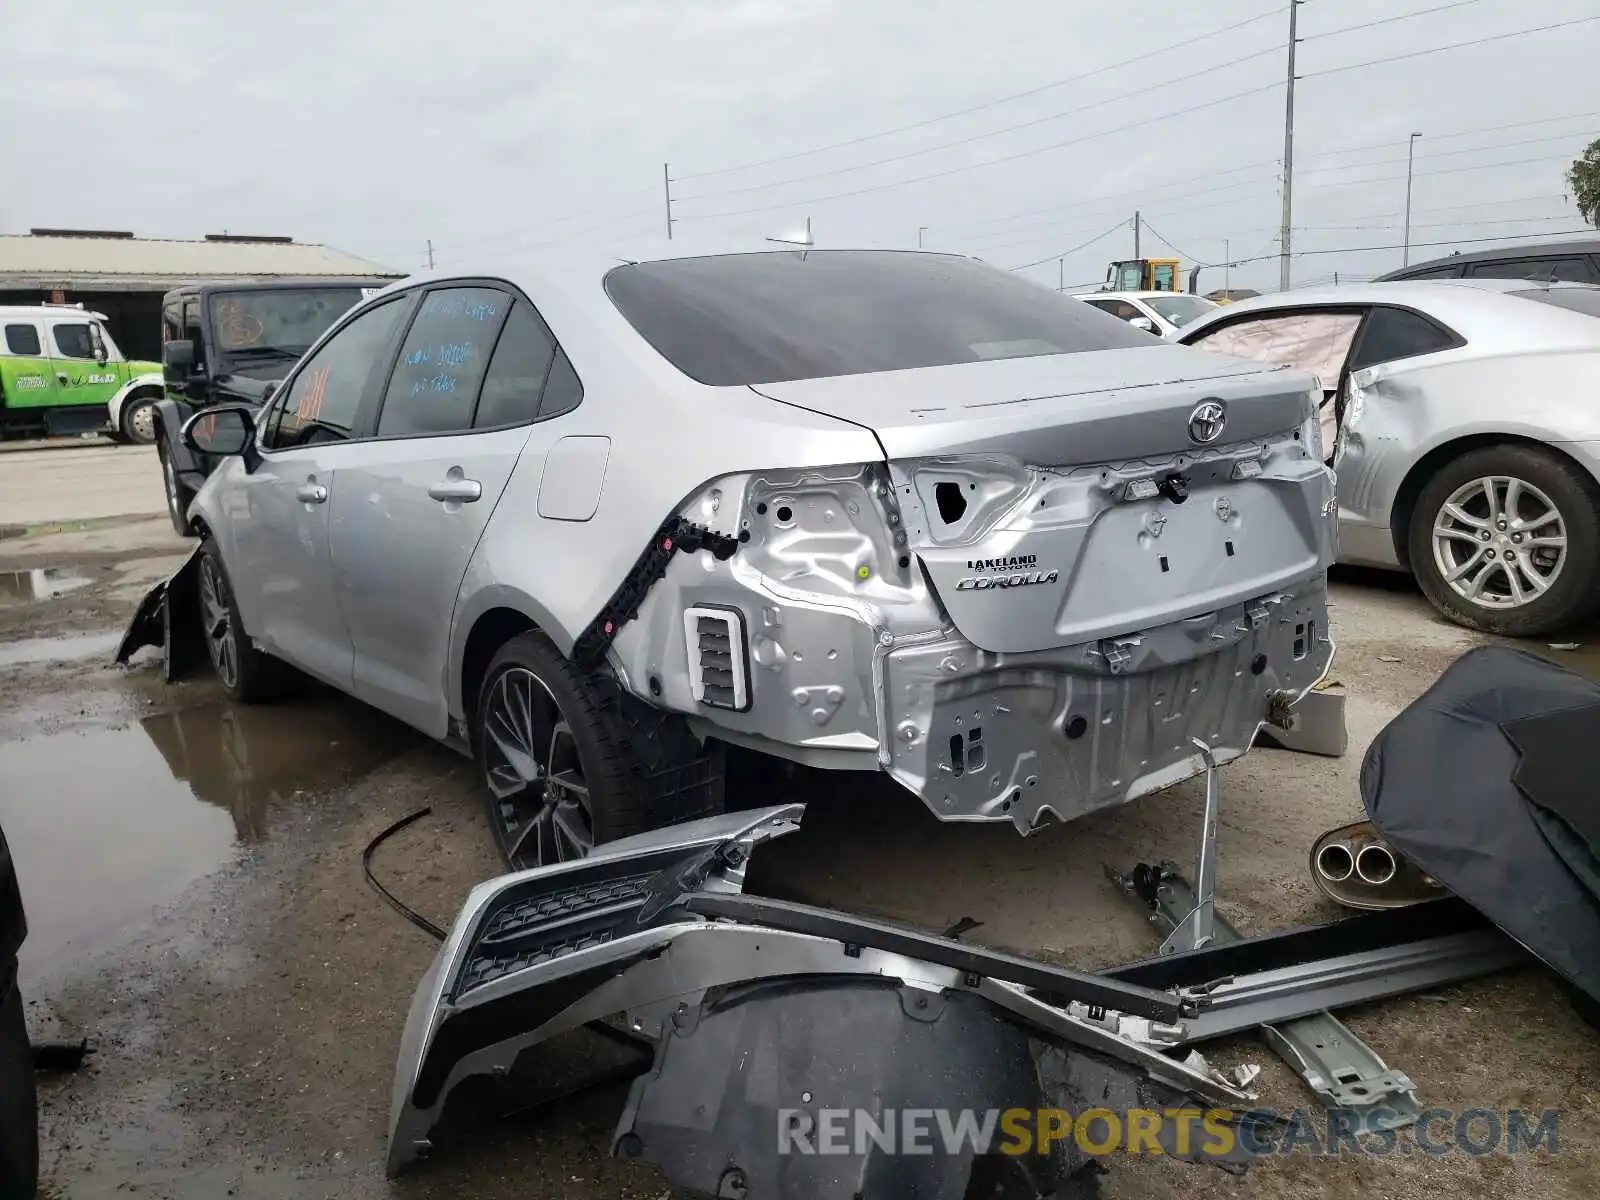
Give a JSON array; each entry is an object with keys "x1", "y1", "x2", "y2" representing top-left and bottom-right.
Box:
[
  {"x1": 1178, "y1": 279, "x2": 1600, "y2": 636},
  {"x1": 174, "y1": 243, "x2": 1335, "y2": 868}
]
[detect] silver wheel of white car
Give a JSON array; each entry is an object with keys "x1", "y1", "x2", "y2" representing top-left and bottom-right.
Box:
[
  {"x1": 195, "y1": 539, "x2": 293, "y2": 703},
  {"x1": 1431, "y1": 476, "x2": 1567, "y2": 610},
  {"x1": 1410, "y1": 444, "x2": 1600, "y2": 637},
  {"x1": 482, "y1": 667, "x2": 596, "y2": 865}
]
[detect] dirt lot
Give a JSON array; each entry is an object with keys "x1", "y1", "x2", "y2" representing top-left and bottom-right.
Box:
[{"x1": 3, "y1": 440, "x2": 1599, "y2": 1199}]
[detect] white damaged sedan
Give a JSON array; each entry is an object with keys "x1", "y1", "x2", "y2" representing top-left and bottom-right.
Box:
[{"x1": 160, "y1": 242, "x2": 1335, "y2": 868}]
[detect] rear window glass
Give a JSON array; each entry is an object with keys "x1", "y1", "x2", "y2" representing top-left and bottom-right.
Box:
[
  {"x1": 1512, "y1": 287, "x2": 1600, "y2": 318},
  {"x1": 603, "y1": 251, "x2": 1152, "y2": 386}
]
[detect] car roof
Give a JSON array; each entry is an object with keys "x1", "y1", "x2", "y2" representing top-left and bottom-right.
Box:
[
  {"x1": 1175, "y1": 279, "x2": 1600, "y2": 351},
  {"x1": 1073, "y1": 290, "x2": 1209, "y2": 302},
  {"x1": 162, "y1": 276, "x2": 397, "y2": 299},
  {"x1": 0, "y1": 304, "x2": 108, "y2": 321},
  {"x1": 1375, "y1": 237, "x2": 1600, "y2": 280}
]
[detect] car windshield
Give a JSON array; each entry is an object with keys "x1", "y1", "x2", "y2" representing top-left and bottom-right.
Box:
[
  {"x1": 1141, "y1": 294, "x2": 1218, "y2": 327},
  {"x1": 1511, "y1": 287, "x2": 1600, "y2": 319},
  {"x1": 210, "y1": 288, "x2": 366, "y2": 358},
  {"x1": 603, "y1": 250, "x2": 1153, "y2": 386}
]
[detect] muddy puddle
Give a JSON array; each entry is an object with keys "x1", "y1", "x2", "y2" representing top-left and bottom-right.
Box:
[
  {"x1": 0, "y1": 565, "x2": 95, "y2": 605},
  {"x1": 0, "y1": 694, "x2": 416, "y2": 982},
  {"x1": 0, "y1": 629, "x2": 124, "y2": 668}
]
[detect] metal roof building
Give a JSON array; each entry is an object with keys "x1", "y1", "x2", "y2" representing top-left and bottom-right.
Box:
[
  {"x1": 0, "y1": 228, "x2": 399, "y2": 292},
  {"x1": 0, "y1": 228, "x2": 403, "y2": 360}
]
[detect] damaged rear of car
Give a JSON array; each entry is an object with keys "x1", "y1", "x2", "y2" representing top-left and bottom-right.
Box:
[
  {"x1": 387, "y1": 804, "x2": 1265, "y2": 1195},
  {"x1": 599, "y1": 251, "x2": 1336, "y2": 836}
]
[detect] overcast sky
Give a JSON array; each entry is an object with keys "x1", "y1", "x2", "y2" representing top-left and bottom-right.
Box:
[{"x1": 4, "y1": 0, "x2": 1597, "y2": 293}]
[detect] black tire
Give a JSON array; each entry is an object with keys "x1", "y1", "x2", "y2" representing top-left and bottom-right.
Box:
[
  {"x1": 0, "y1": 981, "x2": 38, "y2": 1200},
  {"x1": 197, "y1": 538, "x2": 292, "y2": 703},
  {"x1": 119, "y1": 392, "x2": 159, "y2": 445},
  {"x1": 158, "y1": 439, "x2": 196, "y2": 538},
  {"x1": 1408, "y1": 443, "x2": 1600, "y2": 637},
  {"x1": 474, "y1": 631, "x2": 722, "y2": 870}
]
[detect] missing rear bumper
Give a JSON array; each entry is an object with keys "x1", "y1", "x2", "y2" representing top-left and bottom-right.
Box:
[{"x1": 880, "y1": 579, "x2": 1333, "y2": 832}]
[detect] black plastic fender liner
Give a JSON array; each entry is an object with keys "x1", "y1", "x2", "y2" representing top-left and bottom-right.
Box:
[
  {"x1": 571, "y1": 515, "x2": 740, "y2": 672},
  {"x1": 114, "y1": 544, "x2": 206, "y2": 681}
]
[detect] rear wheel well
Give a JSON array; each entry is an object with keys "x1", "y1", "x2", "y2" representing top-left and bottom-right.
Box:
[
  {"x1": 460, "y1": 606, "x2": 538, "y2": 724},
  {"x1": 1388, "y1": 434, "x2": 1598, "y2": 570}
]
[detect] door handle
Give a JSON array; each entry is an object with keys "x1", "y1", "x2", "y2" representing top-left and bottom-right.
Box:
[
  {"x1": 56, "y1": 372, "x2": 69, "y2": 385},
  {"x1": 427, "y1": 479, "x2": 482, "y2": 503},
  {"x1": 296, "y1": 483, "x2": 328, "y2": 504}
]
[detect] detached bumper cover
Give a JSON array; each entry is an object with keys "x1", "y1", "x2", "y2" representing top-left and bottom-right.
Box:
[
  {"x1": 115, "y1": 545, "x2": 204, "y2": 681},
  {"x1": 386, "y1": 804, "x2": 1261, "y2": 1192}
]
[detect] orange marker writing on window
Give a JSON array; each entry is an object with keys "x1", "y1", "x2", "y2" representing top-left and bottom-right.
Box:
[{"x1": 298, "y1": 368, "x2": 329, "y2": 422}]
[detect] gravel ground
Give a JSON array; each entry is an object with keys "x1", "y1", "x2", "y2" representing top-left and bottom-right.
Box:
[{"x1": 2, "y1": 457, "x2": 1598, "y2": 1199}]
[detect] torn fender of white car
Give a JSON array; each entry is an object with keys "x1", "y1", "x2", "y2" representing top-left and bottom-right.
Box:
[
  {"x1": 115, "y1": 543, "x2": 206, "y2": 681},
  {"x1": 386, "y1": 802, "x2": 1262, "y2": 1194}
]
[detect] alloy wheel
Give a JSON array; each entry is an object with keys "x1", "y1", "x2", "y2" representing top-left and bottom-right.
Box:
[
  {"x1": 1431, "y1": 475, "x2": 1567, "y2": 610},
  {"x1": 482, "y1": 666, "x2": 596, "y2": 869},
  {"x1": 162, "y1": 448, "x2": 184, "y2": 527},
  {"x1": 198, "y1": 554, "x2": 239, "y2": 690}
]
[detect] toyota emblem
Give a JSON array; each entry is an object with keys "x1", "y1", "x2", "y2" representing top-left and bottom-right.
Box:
[{"x1": 1188, "y1": 400, "x2": 1227, "y2": 444}]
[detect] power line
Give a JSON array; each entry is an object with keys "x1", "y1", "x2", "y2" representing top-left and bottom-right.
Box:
[
  {"x1": 1298, "y1": 15, "x2": 1600, "y2": 81},
  {"x1": 671, "y1": 3, "x2": 1283, "y2": 182},
  {"x1": 1009, "y1": 220, "x2": 1133, "y2": 272},
  {"x1": 1223, "y1": 226, "x2": 1596, "y2": 268},
  {"x1": 1137, "y1": 219, "x2": 1201, "y2": 262},
  {"x1": 675, "y1": 44, "x2": 1284, "y2": 204},
  {"x1": 1300, "y1": 213, "x2": 1577, "y2": 231},
  {"x1": 675, "y1": 81, "x2": 1285, "y2": 222},
  {"x1": 1298, "y1": 0, "x2": 1485, "y2": 43}
]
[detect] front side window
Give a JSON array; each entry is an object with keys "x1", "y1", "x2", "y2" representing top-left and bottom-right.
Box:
[
  {"x1": 4, "y1": 324, "x2": 41, "y2": 357},
  {"x1": 376, "y1": 287, "x2": 510, "y2": 437},
  {"x1": 51, "y1": 323, "x2": 96, "y2": 360},
  {"x1": 263, "y1": 298, "x2": 407, "y2": 450},
  {"x1": 1348, "y1": 306, "x2": 1458, "y2": 371},
  {"x1": 604, "y1": 250, "x2": 1151, "y2": 387}
]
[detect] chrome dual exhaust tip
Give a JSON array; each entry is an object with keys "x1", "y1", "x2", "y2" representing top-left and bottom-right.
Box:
[
  {"x1": 1355, "y1": 842, "x2": 1398, "y2": 886},
  {"x1": 1314, "y1": 842, "x2": 1354, "y2": 882}
]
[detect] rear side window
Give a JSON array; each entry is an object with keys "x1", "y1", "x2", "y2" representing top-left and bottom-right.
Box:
[
  {"x1": 377, "y1": 287, "x2": 509, "y2": 437},
  {"x1": 474, "y1": 301, "x2": 557, "y2": 429},
  {"x1": 604, "y1": 250, "x2": 1151, "y2": 386},
  {"x1": 1349, "y1": 306, "x2": 1459, "y2": 371},
  {"x1": 4, "y1": 324, "x2": 40, "y2": 356},
  {"x1": 1466, "y1": 256, "x2": 1595, "y2": 284}
]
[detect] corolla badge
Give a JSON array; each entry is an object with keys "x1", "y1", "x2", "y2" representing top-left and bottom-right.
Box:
[{"x1": 1187, "y1": 400, "x2": 1227, "y2": 444}]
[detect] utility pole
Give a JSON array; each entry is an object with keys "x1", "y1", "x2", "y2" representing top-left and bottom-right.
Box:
[
  {"x1": 1133, "y1": 210, "x2": 1141, "y2": 259},
  {"x1": 1224, "y1": 238, "x2": 1230, "y2": 297},
  {"x1": 663, "y1": 163, "x2": 675, "y2": 240},
  {"x1": 1402, "y1": 132, "x2": 1422, "y2": 266},
  {"x1": 1059, "y1": 257, "x2": 1065, "y2": 292},
  {"x1": 1278, "y1": 0, "x2": 1300, "y2": 291},
  {"x1": 917, "y1": 225, "x2": 929, "y2": 248},
  {"x1": 426, "y1": 239, "x2": 434, "y2": 270}
]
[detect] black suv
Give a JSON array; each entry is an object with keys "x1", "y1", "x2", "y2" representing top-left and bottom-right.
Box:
[
  {"x1": 0, "y1": 820, "x2": 36, "y2": 1198},
  {"x1": 1375, "y1": 238, "x2": 1600, "y2": 286},
  {"x1": 154, "y1": 276, "x2": 399, "y2": 536}
]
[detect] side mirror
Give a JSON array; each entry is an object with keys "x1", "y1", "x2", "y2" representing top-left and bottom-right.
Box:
[
  {"x1": 163, "y1": 339, "x2": 196, "y2": 382},
  {"x1": 182, "y1": 406, "x2": 255, "y2": 457},
  {"x1": 90, "y1": 323, "x2": 108, "y2": 364},
  {"x1": 1128, "y1": 316, "x2": 1158, "y2": 334}
]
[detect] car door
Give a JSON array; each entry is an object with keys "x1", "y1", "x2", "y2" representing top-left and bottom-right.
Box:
[
  {"x1": 223, "y1": 294, "x2": 414, "y2": 689},
  {"x1": 327, "y1": 284, "x2": 578, "y2": 736},
  {"x1": 0, "y1": 320, "x2": 57, "y2": 418},
  {"x1": 45, "y1": 318, "x2": 120, "y2": 413}
]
